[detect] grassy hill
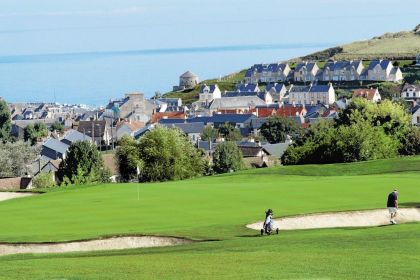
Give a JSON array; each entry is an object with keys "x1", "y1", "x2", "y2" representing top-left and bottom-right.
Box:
[
  {"x1": 298, "y1": 24, "x2": 420, "y2": 61},
  {"x1": 0, "y1": 157, "x2": 420, "y2": 279}
]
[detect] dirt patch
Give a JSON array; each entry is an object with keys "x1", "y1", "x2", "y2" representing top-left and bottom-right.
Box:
[
  {"x1": 0, "y1": 236, "x2": 193, "y2": 256},
  {"x1": 0, "y1": 192, "x2": 37, "y2": 202},
  {"x1": 246, "y1": 208, "x2": 420, "y2": 231}
]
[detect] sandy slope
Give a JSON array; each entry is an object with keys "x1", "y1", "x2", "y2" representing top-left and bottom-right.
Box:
[
  {"x1": 0, "y1": 236, "x2": 192, "y2": 256},
  {"x1": 246, "y1": 208, "x2": 420, "y2": 231},
  {"x1": 0, "y1": 192, "x2": 36, "y2": 202}
]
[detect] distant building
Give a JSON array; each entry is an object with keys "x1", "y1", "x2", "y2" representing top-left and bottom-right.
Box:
[
  {"x1": 209, "y1": 96, "x2": 267, "y2": 113},
  {"x1": 352, "y1": 88, "x2": 381, "y2": 103},
  {"x1": 288, "y1": 84, "x2": 336, "y2": 105},
  {"x1": 235, "y1": 83, "x2": 261, "y2": 92},
  {"x1": 41, "y1": 138, "x2": 69, "y2": 161},
  {"x1": 173, "y1": 71, "x2": 199, "y2": 91},
  {"x1": 116, "y1": 121, "x2": 145, "y2": 140},
  {"x1": 245, "y1": 63, "x2": 291, "y2": 84},
  {"x1": 77, "y1": 120, "x2": 112, "y2": 147},
  {"x1": 265, "y1": 83, "x2": 287, "y2": 102},
  {"x1": 294, "y1": 62, "x2": 320, "y2": 82},
  {"x1": 361, "y1": 60, "x2": 403, "y2": 82},
  {"x1": 61, "y1": 129, "x2": 92, "y2": 146}
]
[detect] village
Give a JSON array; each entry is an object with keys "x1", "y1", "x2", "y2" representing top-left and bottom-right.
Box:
[{"x1": 2, "y1": 54, "x2": 420, "y2": 189}]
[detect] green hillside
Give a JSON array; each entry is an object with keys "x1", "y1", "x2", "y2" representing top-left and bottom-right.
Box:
[
  {"x1": 1, "y1": 157, "x2": 420, "y2": 279},
  {"x1": 299, "y1": 24, "x2": 420, "y2": 61}
]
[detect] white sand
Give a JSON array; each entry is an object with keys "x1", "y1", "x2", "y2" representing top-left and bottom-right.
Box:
[
  {"x1": 246, "y1": 208, "x2": 420, "y2": 231},
  {"x1": 0, "y1": 192, "x2": 36, "y2": 202},
  {"x1": 0, "y1": 236, "x2": 192, "y2": 256}
]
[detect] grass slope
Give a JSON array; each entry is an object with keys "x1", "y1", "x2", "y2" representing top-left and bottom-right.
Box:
[{"x1": 1, "y1": 156, "x2": 420, "y2": 279}]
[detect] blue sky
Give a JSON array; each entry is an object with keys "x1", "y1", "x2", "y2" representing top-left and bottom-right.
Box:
[{"x1": 1, "y1": 0, "x2": 420, "y2": 56}]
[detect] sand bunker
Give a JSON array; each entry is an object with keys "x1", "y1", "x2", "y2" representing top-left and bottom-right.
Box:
[
  {"x1": 0, "y1": 192, "x2": 37, "y2": 202},
  {"x1": 0, "y1": 236, "x2": 192, "y2": 256},
  {"x1": 246, "y1": 208, "x2": 420, "y2": 231}
]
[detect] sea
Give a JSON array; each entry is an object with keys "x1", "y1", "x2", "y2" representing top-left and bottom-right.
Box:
[{"x1": 0, "y1": 43, "x2": 334, "y2": 106}]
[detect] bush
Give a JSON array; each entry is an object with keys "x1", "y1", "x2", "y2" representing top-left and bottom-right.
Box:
[
  {"x1": 212, "y1": 141, "x2": 244, "y2": 173},
  {"x1": 260, "y1": 116, "x2": 302, "y2": 144},
  {"x1": 115, "y1": 135, "x2": 140, "y2": 182},
  {"x1": 32, "y1": 172, "x2": 56, "y2": 189}
]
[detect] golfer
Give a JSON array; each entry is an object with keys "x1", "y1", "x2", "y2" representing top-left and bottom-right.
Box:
[{"x1": 387, "y1": 189, "x2": 398, "y2": 224}]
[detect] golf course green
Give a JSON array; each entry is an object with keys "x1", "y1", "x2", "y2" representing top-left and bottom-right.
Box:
[{"x1": 0, "y1": 156, "x2": 420, "y2": 279}]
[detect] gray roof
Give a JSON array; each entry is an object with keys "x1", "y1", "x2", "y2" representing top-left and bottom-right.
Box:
[
  {"x1": 235, "y1": 83, "x2": 260, "y2": 92},
  {"x1": 162, "y1": 122, "x2": 205, "y2": 134},
  {"x1": 63, "y1": 129, "x2": 92, "y2": 143},
  {"x1": 43, "y1": 138, "x2": 69, "y2": 154},
  {"x1": 209, "y1": 96, "x2": 266, "y2": 109},
  {"x1": 199, "y1": 84, "x2": 219, "y2": 94},
  {"x1": 266, "y1": 83, "x2": 285, "y2": 94},
  {"x1": 262, "y1": 142, "x2": 291, "y2": 158}
]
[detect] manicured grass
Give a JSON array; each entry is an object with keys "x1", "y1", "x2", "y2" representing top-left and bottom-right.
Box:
[{"x1": 1, "y1": 156, "x2": 420, "y2": 279}]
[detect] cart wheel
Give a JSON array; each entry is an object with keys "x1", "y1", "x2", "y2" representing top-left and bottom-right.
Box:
[
  {"x1": 260, "y1": 229, "x2": 264, "y2": 236},
  {"x1": 276, "y1": 228, "x2": 279, "y2": 234}
]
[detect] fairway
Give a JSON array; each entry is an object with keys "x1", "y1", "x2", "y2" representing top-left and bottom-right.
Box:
[{"x1": 0, "y1": 157, "x2": 420, "y2": 279}]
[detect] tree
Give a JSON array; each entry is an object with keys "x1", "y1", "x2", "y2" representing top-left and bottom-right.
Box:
[
  {"x1": 24, "y1": 122, "x2": 48, "y2": 145},
  {"x1": 0, "y1": 99, "x2": 11, "y2": 141},
  {"x1": 51, "y1": 121, "x2": 64, "y2": 134},
  {"x1": 138, "y1": 126, "x2": 206, "y2": 182},
  {"x1": 0, "y1": 141, "x2": 39, "y2": 177},
  {"x1": 32, "y1": 172, "x2": 56, "y2": 188},
  {"x1": 260, "y1": 116, "x2": 302, "y2": 144},
  {"x1": 212, "y1": 141, "x2": 244, "y2": 174},
  {"x1": 115, "y1": 135, "x2": 141, "y2": 182},
  {"x1": 201, "y1": 125, "x2": 218, "y2": 141},
  {"x1": 58, "y1": 141, "x2": 108, "y2": 184},
  {"x1": 218, "y1": 122, "x2": 242, "y2": 141}
]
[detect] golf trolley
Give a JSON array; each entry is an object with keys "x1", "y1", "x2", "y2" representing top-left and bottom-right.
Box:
[{"x1": 260, "y1": 224, "x2": 279, "y2": 236}]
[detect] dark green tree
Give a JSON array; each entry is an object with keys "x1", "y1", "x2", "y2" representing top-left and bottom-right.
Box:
[
  {"x1": 51, "y1": 121, "x2": 64, "y2": 133},
  {"x1": 115, "y1": 135, "x2": 140, "y2": 182},
  {"x1": 201, "y1": 125, "x2": 218, "y2": 141},
  {"x1": 260, "y1": 116, "x2": 302, "y2": 144},
  {"x1": 58, "y1": 140, "x2": 107, "y2": 184},
  {"x1": 0, "y1": 99, "x2": 11, "y2": 141},
  {"x1": 212, "y1": 141, "x2": 244, "y2": 174},
  {"x1": 24, "y1": 122, "x2": 48, "y2": 145},
  {"x1": 218, "y1": 122, "x2": 242, "y2": 141}
]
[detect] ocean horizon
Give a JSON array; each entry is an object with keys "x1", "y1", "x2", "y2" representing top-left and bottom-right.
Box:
[{"x1": 0, "y1": 42, "x2": 334, "y2": 106}]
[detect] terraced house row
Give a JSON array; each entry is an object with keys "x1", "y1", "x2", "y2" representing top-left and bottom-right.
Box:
[{"x1": 245, "y1": 59, "x2": 403, "y2": 83}]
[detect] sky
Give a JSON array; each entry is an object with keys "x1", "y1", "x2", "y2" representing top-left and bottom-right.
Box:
[
  {"x1": 1, "y1": 0, "x2": 419, "y2": 56},
  {"x1": 0, "y1": 0, "x2": 419, "y2": 105}
]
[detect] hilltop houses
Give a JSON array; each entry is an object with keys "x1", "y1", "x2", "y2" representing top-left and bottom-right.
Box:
[
  {"x1": 361, "y1": 59, "x2": 403, "y2": 82},
  {"x1": 288, "y1": 84, "x2": 336, "y2": 105},
  {"x1": 321, "y1": 60, "x2": 364, "y2": 81},
  {"x1": 245, "y1": 63, "x2": 291, "y2": 84},
  {"x1": 294, "y1": 62, "x2": 320, "y2": 82},
  {"x1": 352, "y1": 88, "x2": 381, "y2": 103}
]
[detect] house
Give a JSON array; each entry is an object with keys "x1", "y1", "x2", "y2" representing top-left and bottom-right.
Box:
[
  {"x1": 198, "y1": 84, "x2": 222, "y2": 105},
  {"x1": 288, "y1": 84, "x2": 336, "y2": 105},
  {"x1": 265, "y1": 83, "x2": 287, "y2": 102},
  {"x1": 321, "y1": 60, "x2": 364, "y2": 81},
  {"x1": 238, "y1": 145, "x2": 269, "y2": 158},
  {"x1": 209, "y1": 96, "x2": 267, "y2": 113},
  {"x1": 222, "y1": 91, "x2": 273, "y2": 104},
  {"x1": 361, "y1": 60, "x2": 403, "y2": 82},
  {"x1": 134, "y1": 125, "x2": 155, "y2": 139},
  {"x1": 61, "y1": 129, "x2": 92, "y2": 146},
  {"x1": 262, "y1": 142, "x2": 292, "y2": 159},
  {"x1": 294, "y1": 62, "x2": 320, "y2": 82},
  {"x1": 160, "y1": 114, "x2": 256, "y2": 129},
  {"x1": 77, "y1": 120, "x2": 112, "y2": 146},
  {"x1": 353, "y1": 88, "x2": 381, "y2": 102},
  {"x1": 41, "y1": 138, "x2": 70, "y2": 160},
  {"x1": 173, "y1": 71, "x2": 199, "y2": 91},
  {"x1": 106, "y1": 93, "x2": 157, "y2": 123},
  {"x1": 150, "y1": 111, "x2": 186, "y2": 124},
  {"x1": 401, "y1": 84, "x2": 420, "y2": 102},
  {"x1": 162, "y1": 122, "x2": 205, "y2": 143},
  {"x1": 152, "y1": 98, "x2": 183, "y2": 112},
  {"x1": 245, "y1": 63, "x2": 291, "y2": 84},
  {"x1": 116, "y1": 121, "x2": 145, "y2": 140},
  {"x1": 411, "y1": 105, "x2": 420, "y2": 126},
  {"x1": 252, "y1": 104, "x2": 307, "y2": 118}
]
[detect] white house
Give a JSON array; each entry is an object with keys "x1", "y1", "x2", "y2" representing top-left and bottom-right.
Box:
[
  {"x1": 401, "y1": 84, "x2": 420, "y2": 102},
  {"x1": 362, "y1": 60, "x2": 403, "y2": 82},
  {"x1": 265, "y1": 83, "x2": 287, "y2": 102},
  {"x1": 198, "y1": 84, "x2": 222, "y2": 105},
  {"x1": 116, "y1": 121, "x2": 145, "y2": 140},
  {"x1": 352, "y1": 88, "x2": 381, "y2": 103},
  {"x1": 412, "y1": 106, "x2": 420, "y2": 126}
]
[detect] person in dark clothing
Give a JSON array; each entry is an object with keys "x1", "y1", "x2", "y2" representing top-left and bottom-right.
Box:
[{"x1": 387, "y1": 190, "x2": 398, "y2": 224}]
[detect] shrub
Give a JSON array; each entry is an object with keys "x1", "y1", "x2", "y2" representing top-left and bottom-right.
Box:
[
  {"x1": 260, "y1": 116, "x2": 302, "y2": 144},
  {"x1": 32, "y1": 172, "x2": 56, "y2": 189},
  {"x1": 212, "y1": 141, "x2": 244, "y2": 173}
]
